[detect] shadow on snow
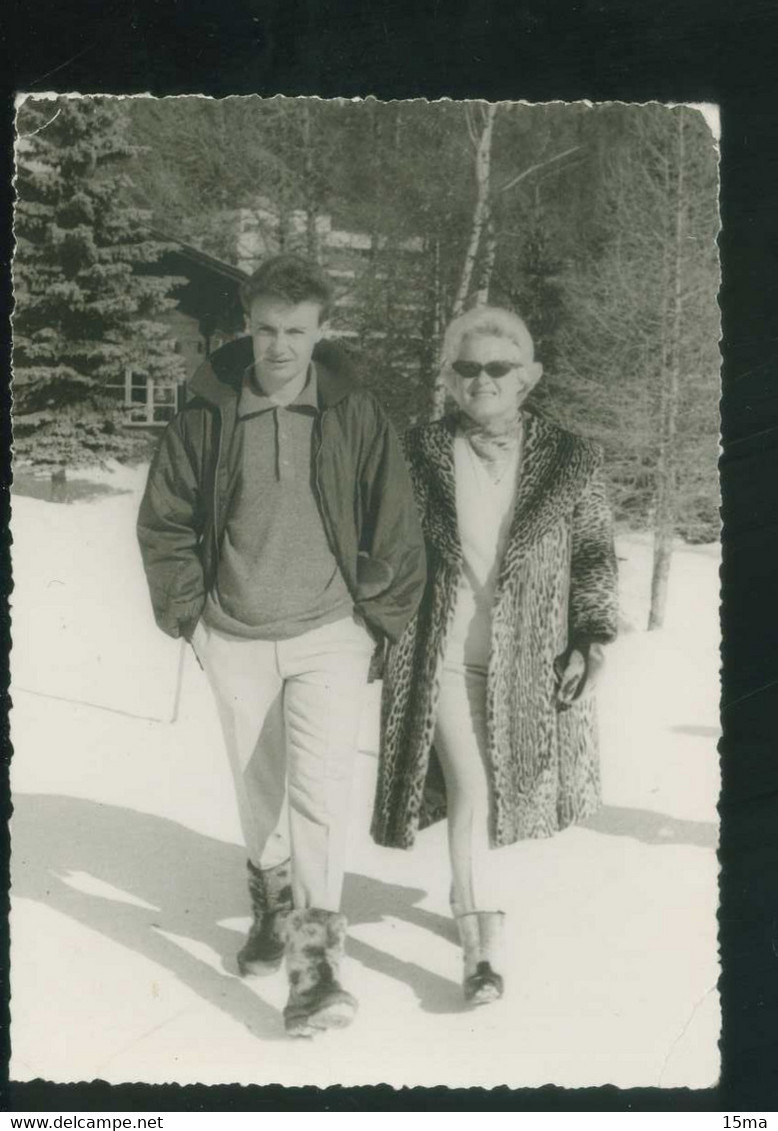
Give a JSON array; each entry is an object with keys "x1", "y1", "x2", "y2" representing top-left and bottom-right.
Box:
[
  {"x1": 582, "y1": 805, "x2": 717, "y2": 849},
  {"x1": 11, "y1": 793, "x2": 717, "y2": 1042},
  {"x1": 10, "y1": 794, "x2": 463, "y2": 1044}
]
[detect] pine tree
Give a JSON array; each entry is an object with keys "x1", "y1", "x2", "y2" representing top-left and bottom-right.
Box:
[{"x1": 13, "y1": 96, "x2": 186, "y2": 482}]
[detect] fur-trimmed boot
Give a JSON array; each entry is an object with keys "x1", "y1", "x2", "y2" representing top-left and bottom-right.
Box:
[
  {"x1": 282, "y1": 908, "x2": 358, "y2": 1038},
  {"x1": 236, "y1": 859, "x2": 294, "y2": 975},
  {"x1": 456, "y1": 911, "x2": 505, "y2": 1005}
]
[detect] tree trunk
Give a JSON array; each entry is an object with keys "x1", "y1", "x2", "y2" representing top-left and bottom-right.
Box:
[
  {"x1": 50, "y1": 466, "x2": 67, "y2": 503},
  {"x1": 301, "y1": 103, "x2": 319, "y2": 262},
  {"x1": 418, "y1": 236, "x2": 443, "y2": 397},
  {"x1": 648, "y1": 524, "x2": 674, "y2": 630},
  {"x1": 277, "y1": 206, "x2": 291, "y2": 252},
  {"x1": 648, "y1": 110, "x2": 686, "y2": 630},
  {"x1": 474, "y1": 213, "x2": 497, "y2": 306},
  {"x1": 452, "y1": 102, "x2": 498, "y2": 316},
  {"x1": 432, "y1": 236, "x2": 442, "y2": 349},
  {"x1": 431, "y1": 102, "x2": 498, "y2": 418},
  {"x1": 360, "y1": 101, "x2": 382, "y2": 344}
]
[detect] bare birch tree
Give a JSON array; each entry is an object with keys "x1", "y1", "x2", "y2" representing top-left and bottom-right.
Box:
[
  {"x1": 648, "y1": 109, "x2": 687, "y2": 629},
  {"x1": 431, "y1": 102, "x2": 498, "y2": 417},
  {"x1": 452, "y1": 102, "x2": 500, "y2": 314},
  {"x1": 474, "y1": 143, "x2": 581, "y2": 306}
]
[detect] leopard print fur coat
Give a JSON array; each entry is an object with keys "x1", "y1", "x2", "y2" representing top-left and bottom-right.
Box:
[{"x1": 371, "y1": 411, "x2": 619, "y2": 850}]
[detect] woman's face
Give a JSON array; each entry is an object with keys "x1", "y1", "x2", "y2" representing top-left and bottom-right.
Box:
[{"x1": 450, "y1": 333, "x2": 542, "y2": 424}]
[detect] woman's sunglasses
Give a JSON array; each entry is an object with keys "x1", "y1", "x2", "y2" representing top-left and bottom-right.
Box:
[{"x1": 451, "y1": 360, "x2": 521, "y2": 380}]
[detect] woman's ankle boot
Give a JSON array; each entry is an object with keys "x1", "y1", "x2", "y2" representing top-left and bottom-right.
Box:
[
  {"x1": 456, "y1": 910, "x2": 505, "y2": 1005},
  {"x1": 476, "y1": 910, "x2": 505, "y2": 1001}
]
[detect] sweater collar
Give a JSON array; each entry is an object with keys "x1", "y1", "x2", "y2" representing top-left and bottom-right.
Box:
[{"x1": 237, "y1": 362, "x2": 319, "y2": 418}]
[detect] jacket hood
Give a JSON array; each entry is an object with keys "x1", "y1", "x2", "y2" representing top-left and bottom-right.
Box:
[{"x1": 187, "y1": 335, "x2": 364, "y2": 409}]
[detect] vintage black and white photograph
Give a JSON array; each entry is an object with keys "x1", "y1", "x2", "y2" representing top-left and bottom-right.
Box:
[{"x1": 9, "y1": 94, "x2": 721, "y2": 1089}]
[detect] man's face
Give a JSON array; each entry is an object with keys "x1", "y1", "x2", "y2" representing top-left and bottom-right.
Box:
[
  {"x1": 450, "y1": 332, "x2": 542, "y2": 424},
  {"x1": 248, "y1": 295, "x2": 324, "y2": 393}
]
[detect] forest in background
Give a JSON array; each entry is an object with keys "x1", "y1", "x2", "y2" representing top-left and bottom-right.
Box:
[{"x1": 13, "y1": 96, "x2": 720, "y2": 626}]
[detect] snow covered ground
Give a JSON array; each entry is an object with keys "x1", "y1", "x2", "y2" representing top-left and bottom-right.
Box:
[{"x1": 9, "y1": 463, "x2": 721, "y2": 1089}]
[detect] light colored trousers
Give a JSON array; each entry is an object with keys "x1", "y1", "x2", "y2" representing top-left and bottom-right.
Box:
[{"x1": 192, "y1": 615, "x2": 374, "y2": 911}]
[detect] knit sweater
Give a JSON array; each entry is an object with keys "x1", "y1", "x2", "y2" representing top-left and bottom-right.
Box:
[{"x1": 203, "y1": 365, "x2": 353, "y2": 639}]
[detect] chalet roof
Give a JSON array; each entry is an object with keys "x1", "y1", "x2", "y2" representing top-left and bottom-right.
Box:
[{"x1": 150, "y1": 229, "x2": 249, "y2": 284}]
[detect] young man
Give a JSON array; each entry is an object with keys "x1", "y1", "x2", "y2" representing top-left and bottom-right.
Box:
[{"x1": 137, "y1": 255, "x2": 426, "y2": 1037}]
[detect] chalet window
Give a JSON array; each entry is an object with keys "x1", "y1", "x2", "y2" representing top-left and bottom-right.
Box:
[{"x1": 124, "y1": 369, "x2": 179, "y2": 426}]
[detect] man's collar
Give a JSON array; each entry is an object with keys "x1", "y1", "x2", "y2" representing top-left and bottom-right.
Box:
[
  {"x1": 188, "y1": 336, "x2": 360, "y2": 410},
  {"x1": 238, "y1": 362, "x2": 319, "y2": 418}
]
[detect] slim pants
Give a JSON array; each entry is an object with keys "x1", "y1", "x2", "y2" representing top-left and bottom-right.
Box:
[{"x1": 192, "y1": 615, "x2": 374, "y2": 911}]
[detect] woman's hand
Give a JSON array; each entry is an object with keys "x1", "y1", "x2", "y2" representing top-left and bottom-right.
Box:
[{"x1": 555, "y1": 644, "x2": 606, "y2": 709}]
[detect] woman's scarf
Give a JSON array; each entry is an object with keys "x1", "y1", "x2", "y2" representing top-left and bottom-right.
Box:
[{"x1": 457, "y1": 408, "x2": 524, "y2": 484}]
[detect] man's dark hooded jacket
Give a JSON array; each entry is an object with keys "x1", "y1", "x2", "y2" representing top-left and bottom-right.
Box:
[{"x1": 137, "y1": 336, "x2": 427, "y2": 646}]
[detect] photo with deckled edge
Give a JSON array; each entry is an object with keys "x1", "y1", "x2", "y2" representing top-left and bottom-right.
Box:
[{"x1": 9, "y1": 93, "x2": 721, "y2": 1089}]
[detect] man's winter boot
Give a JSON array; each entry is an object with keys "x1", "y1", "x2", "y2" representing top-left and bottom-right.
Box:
[
  {"x1": 456, "y1": 910, "x2": 505, "y2": 1005},
  {"x1": 282, "y1": 908, "x2": 358, "y2": 1037},
  {"x1": 237, "y1": 859, "x2": 293, "y2": 975}
]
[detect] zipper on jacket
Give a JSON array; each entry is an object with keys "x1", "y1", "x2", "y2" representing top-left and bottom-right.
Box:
[{"x1": 312, "y1": 413, "x2": 334, "y2": 550}]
